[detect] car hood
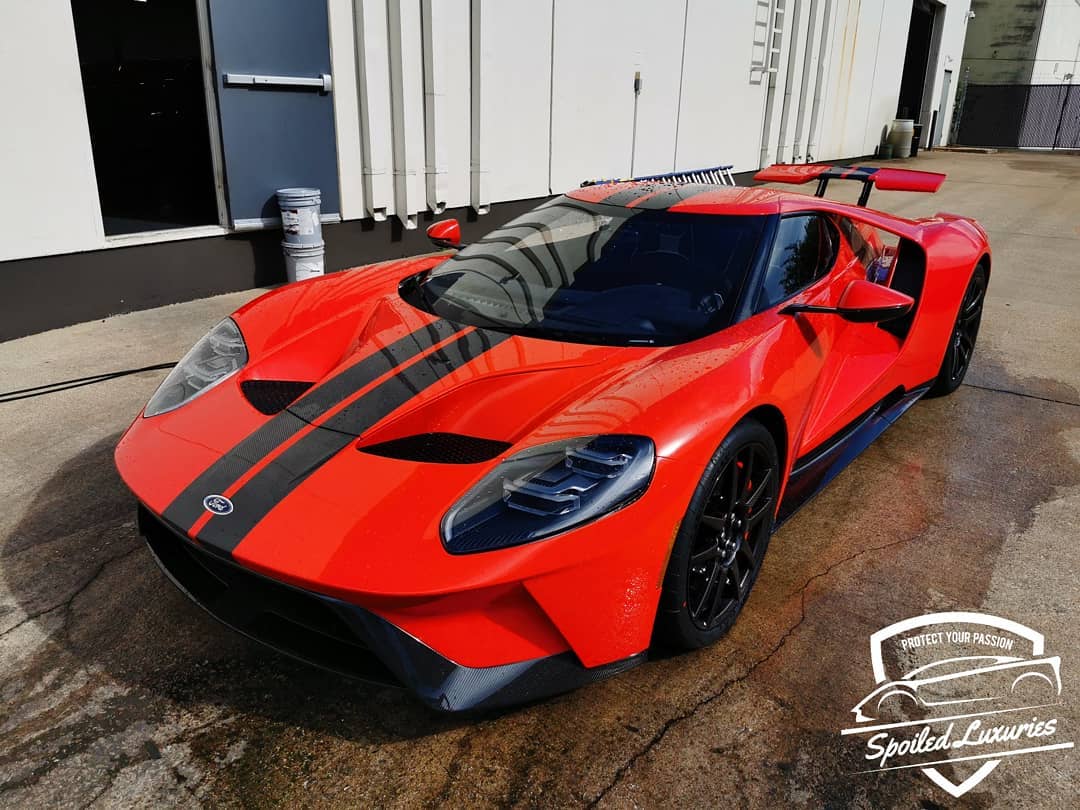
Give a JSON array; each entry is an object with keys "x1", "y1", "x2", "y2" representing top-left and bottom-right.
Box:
[
  {"x1": 319, "y1": 317, "x2": 618, "y2": 439},
  {"x1": 242, "y1": 288, "x2": 653, "y2": 446}
]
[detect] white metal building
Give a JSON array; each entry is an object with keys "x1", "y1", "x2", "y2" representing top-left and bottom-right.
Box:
[
  {"x1": 0, "y1": 0, "x2": 972, "y2": 339},
  {"x1": 1030, "y1": 0, "x2": 1080, "y2": 84},
  {"x1": 960, "y1": 0, "x2": 1080, "y2": 85}
]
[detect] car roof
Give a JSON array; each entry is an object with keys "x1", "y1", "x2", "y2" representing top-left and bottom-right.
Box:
[
  {"x1": 566, "y1": 182, "x2": 797, "y2": 216},
  {"x1": 564, "y1": 180, "x2": 925, "y2": 238}
]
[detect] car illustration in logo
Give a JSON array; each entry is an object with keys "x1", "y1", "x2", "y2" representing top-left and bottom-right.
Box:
[
  {"x1": 202, "y1": 494, "x2": 234, "y2": 516},
  {"x1": 851, "y1": 654, "x2": 1062, "y2": 723}
]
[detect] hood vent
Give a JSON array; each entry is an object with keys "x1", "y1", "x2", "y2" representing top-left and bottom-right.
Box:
[
  {"x1": 241, "y1": 380, "x2": 315, "y2": 415},
  {"x1": 358, "y1": 433, "x2": 511, "y2": 464}
]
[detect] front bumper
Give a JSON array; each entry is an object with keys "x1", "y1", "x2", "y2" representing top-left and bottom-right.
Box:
[{"x1": 138, "y1": 505, "x2": 644, "y2": 712}]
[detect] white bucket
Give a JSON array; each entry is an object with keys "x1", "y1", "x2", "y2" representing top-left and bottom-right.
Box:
[
  {"x1": 276, "y1": 187, "x2": 322, "y2": 247},
  {"x1": 888, "y1": 119, "x2": 915, "y2": 158},
  {"x1": 282, "y1": 240, "x2": 325, "y2": 283}
]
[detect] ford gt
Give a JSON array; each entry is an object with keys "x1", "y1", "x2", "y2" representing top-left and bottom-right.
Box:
[{"x1": 115, "y1": 163, "x2": 991, "y2": 711}]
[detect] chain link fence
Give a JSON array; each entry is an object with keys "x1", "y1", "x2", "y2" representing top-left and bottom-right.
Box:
[{"x1": 955, "y1": 83, "x2": 1080, "y2": 150}]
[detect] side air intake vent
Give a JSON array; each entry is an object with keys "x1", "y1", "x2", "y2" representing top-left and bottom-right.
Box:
[
  {"x1": 241, "y1": 380, "x2": 314, "y2": 415},
  {"x1": 358, "y1": 433, "x2": 511, "y2": 464}
]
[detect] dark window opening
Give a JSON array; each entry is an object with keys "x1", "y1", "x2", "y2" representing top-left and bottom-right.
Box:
[
  {"x1": 71, "y1": 0, "x2": 219, "y2": 235},
  {"x1": 755, "y1": 214, "x2": 837, "y2": 312},
  {"x1": 896, "y1": 0, "x2": 937, "y2": 121}
]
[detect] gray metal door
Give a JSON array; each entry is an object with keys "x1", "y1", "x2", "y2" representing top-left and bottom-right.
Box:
[{"x1": 208, "y1": 0, "x2": 340, "y2": 228}]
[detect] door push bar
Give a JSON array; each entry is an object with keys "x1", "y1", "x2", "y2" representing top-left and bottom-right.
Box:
[{"x1": 223, "y1": 73, "x2": 333, "y2": 93}]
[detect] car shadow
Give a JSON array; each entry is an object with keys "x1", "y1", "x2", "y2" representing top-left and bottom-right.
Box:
[{"x1": 1, "y1": 432, "x2": 478, "y2": 744}]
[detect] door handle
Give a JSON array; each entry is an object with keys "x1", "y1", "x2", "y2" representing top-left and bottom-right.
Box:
[{"x1": 223, "y1": 73, "x2": 332, "y2": 93}]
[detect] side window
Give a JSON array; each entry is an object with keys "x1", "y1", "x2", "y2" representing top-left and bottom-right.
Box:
[
  {"x1": 837, "y1": 217, "x2": 878, "y2": 269},
  {"x1": 756, "y1": 215, "x2": 836, "y2": 312},
  {"x1": 837, "y1": 217, "x2": 899, "y2": 284}
]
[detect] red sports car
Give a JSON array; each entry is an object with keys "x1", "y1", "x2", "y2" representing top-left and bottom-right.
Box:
[{"x1": 115, "y1": 164, "x2": 990, "y2": 711}]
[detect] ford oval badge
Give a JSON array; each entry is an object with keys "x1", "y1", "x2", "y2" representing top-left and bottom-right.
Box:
[{"x1": 203, "y1": 494, "x2": 234, "y2": 516}]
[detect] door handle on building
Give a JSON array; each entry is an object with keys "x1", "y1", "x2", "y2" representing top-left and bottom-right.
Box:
[{"x1": 222, "y1": 73, "x2": 332, "y2": 93}]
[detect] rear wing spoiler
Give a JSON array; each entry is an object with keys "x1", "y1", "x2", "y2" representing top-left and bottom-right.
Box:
[{"x1": 753, "y1": 164, "x2": 945, "y2": 207}]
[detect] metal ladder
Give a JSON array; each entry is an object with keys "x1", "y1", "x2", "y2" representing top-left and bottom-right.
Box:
[
  {"x1": 580, "y1": 165, "x2": 736, "y2": 188},
  {"x1": 750, "y1": 0, "x2": 785, "y2": 85}
]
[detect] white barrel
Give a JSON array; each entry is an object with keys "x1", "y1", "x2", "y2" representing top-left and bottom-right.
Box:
[
  {"x1": 888, "y1": 119, "x2": 915, "y2": 158},
  {"x1": 282, "y1": 241, "x2": 325, "y2": 283}
]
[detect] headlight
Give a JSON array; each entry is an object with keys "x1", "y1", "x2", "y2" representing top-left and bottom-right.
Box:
[
  {"x1": 144, "y1": 318, "x2": 247, "y2": 417},
  {"x1": 441, "y1": 435, "x2": 654, "y2": 554}
]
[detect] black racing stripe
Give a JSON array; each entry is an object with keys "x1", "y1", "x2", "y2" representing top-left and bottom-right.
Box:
[
  {"x1": 475, "y1": 235, "x2": 555, "y2": 287},
  {"x1": 594, "y1": 185, "x2": 659, "y2": 207},
  {"x1": 194, "y1": 329, "x2": 512, "y2": 554},
  {"x1": 162, "y1": 318, "x2": 462, "y2": 532},
  {"x1": 447, "y1": 252, "x2": 539, "y2": 321},
  {"x1": 829, "y1": 166, "x2": 878, "y2": 181},
  {"x1": 629, "y1": 183, "x2": 718, "y2": 210},
  {"x1": 288, "y1": 319, "x2": 463, "y2": 423}
]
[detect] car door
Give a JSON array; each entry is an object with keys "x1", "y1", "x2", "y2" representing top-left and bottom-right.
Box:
[
  {"x1": 798, "y1": 216, "x2": 908, "y2": 450},
  {"x1": 751, "y1": 213, "x2": 864, "y2": 460}
]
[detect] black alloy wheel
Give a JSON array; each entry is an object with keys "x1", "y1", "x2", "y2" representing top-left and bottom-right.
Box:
[
  {"x1": 686, "y1": 441, "x2": 774, "y2": 630},
  {"x1": 655, "y1": 419, "x2": 780, "y2": 649},
  {"x1": 928, "y1": 264, "x2": 987, "y2": 397}
]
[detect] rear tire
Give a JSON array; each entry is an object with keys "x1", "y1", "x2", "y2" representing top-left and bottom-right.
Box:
[
  {"x1": 653, "y1": 420, "x2": 779, "y2": 650},
  {"x1": 927, "y1": 264, "x2": 987, "y2": 397}
]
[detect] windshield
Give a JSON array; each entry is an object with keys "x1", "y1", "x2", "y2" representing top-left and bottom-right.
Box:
[{"x1": 401, "y1": 198, "x2": 767, "y2": 346}]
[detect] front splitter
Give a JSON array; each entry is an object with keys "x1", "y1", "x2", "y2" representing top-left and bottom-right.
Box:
[{"x1": 138, "y1": 504, "x2": 645, "y2": 712}]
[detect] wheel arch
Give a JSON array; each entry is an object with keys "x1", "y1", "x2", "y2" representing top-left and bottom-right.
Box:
[
  {"x1": 740, "y1": 404, "x2": 789, "y2": 481},
  {"x1": 650, "y1": 411, "x2": 785, "y2": 650}
]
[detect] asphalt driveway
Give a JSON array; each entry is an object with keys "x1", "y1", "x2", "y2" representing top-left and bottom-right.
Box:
[{"x1": 1, "y1": 150, "x2": 1078, "y2": 808}]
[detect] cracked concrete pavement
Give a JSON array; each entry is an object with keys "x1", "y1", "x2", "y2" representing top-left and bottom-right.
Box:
[{"x1": 1, "y1": 150, "x2": 1078, "y2": 807}]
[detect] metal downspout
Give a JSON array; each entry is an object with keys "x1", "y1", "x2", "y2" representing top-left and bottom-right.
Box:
[
  {"x1": 805, "y1": 0, "x2": 833, "y2": 163},
  {"x1": 791, "y1": 0, "x2": 819, "y2": 163}
]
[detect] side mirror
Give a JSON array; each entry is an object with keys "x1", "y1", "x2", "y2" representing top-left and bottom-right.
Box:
[
  {"x1": 781, "y1": 279, "x2": 913, "y2": 323},
  {"x1": 836, "y1": 279, "x2": 914, "y2": 322},
  {"x1": 426, "y1": 219, "x2": 462, "y2": 250}
]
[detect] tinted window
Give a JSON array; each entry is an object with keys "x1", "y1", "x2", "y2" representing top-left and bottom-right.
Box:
[
  {"x1": 756, "y1": 215, "x2": 836, "y2": 312},
  {"x1": 837, "y1": 217, "x2": 877, "y2": 269},
  {"x1": 402, "y1": 198, "x2": 767, "y2": 346}
]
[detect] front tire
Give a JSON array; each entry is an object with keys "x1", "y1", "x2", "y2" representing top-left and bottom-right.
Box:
[
  {"x1": 927, "y1": 264, "x2": 987, "y2": 397},
  {"x1": 654, "y1": 420, "x2": 779, "y2": 650}
]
